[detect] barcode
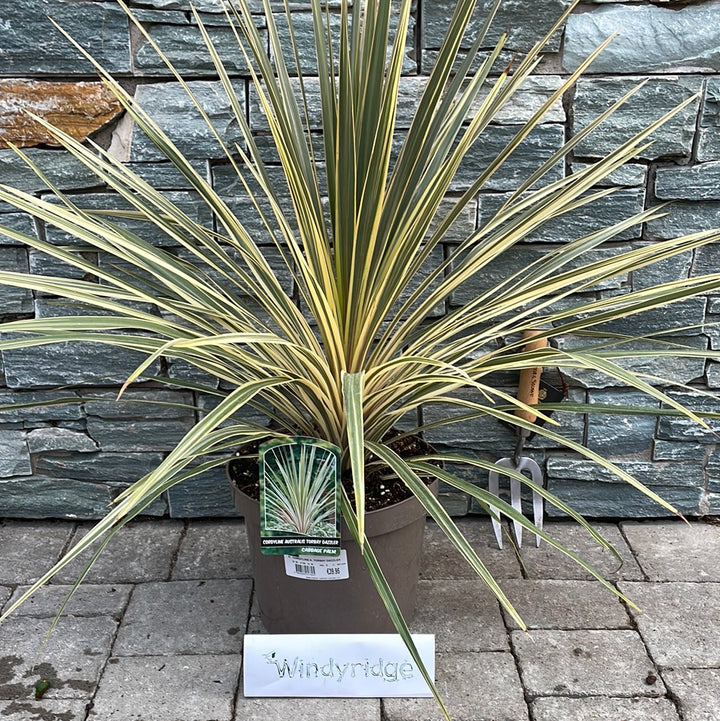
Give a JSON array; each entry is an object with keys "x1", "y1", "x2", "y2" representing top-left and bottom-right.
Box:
[{"x1": 293, "y1": 563, "x2": 316, "y2": 575}]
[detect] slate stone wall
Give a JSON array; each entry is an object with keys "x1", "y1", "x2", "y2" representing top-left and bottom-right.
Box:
[{"x1": 0, "y1": 0, "x2": 718, "y2": 519}]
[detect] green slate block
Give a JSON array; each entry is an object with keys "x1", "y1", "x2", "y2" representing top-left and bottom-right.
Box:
[
  {"x1": 708, "y1": 493, "x2": 720, "y2": 513},
  {"x1": 128, "y1": 0, "x2": 227, "y2": 10},
  {"x1": 0, "y1": 431, "x2": 32, "y2": 478},
  {"x1": 42, "y1": 191, "x2": 213, "y2": 248},
  {"x1": 167, "y1": 465, "x2": 239, "y2": 517},
  {"x1": 708, "y1": 454, "x2": 720, "y2": 492},
  {"x1": 548, "y1": 456, "x2": 705, "y2": 487},
  {"x1": 0, "y1": 0, "x2": 130, "y2": 74},
  {"x1": 645, "y1": 200, "x2": 720, "y2": 241},
  {"x1": 654, "y1": 440, "x2": 715, "y2": 463},
  {"x1": 0, "y1": 149, "x2": 99, "y2": 196},
  {"x1": 28, "y1": 249, "x2": 91, "y2": 286},
  {"x1": 174, "y1": 245, "x2": 294, "y2": 296},
  {"x1": 572, "y1": 76, "x2": 702, "y2": 160},
  {"x1": 587, "y1": 296, "x2": 707, "y2": 339},
  {"x1": 473, "y1": 76, "x2": 566, "y2": 125},
  {"x1": 0, "y1": 476, "x2": 114, "y2": 519},
  {"x1": 708, "y1": 298, "x2": 720, "y2": 314},
  {"x1": 196, "y1": 393, "x2": 269, "y2": 427},
  {"x1": 694, "y1": 245, "x2": 720, "y2": 301},
  {"x1": 563, "y1": 3, "x2": 720, "y2": 74},
  {"x1": 83, "y1": 388, "x2": 194, "y2": 418},
  {"x1": 570, "y1": 162, "x2": 647, "y2": 188},
  {"x1": 698, "y1": 81, "x2": 720, "y2": 159},
  {"x1": 524, "y1": 388, "x2": 587, "y2": 450},
  {"x1": 26, "y1": 428, "x2": 98, "y2": 454},
  {"x1": 545, "y1": 479, "x2": 703, "y2": 518},
  {"x1": 125, "y1": 80, "x2": 246, "y2": 161},
  {"x1": 0, "y1": 213, "x2": 36, "y2": 246},
  {"x1": 249, "y1": 76, "x2": 321, "y2": 132},
  {"x1": 106, "y1": 486, "x2": 168, "y2": 517},
  {"x1": 585, "y1": 418, "x2": 655, "y2": 458},
  {"x1": 1, "y1": 341, "x2": 161, "y2": 389},
  {"x1": 85, "y1": 419, "x2": 194, "y2": 453},
  {"x1": 452, "y1": 124, "x2": 564, "y2": 193},
  {"x1": 212, "y1": 163, "x2": 298, "y2": 243},
  {"x1": 533, "y1": 186, "x2": 645, "y2": 243},
  {"x1": 630, "y1": 243, "x2": 694, "y2": 291},
  {"x1": 83, "y1": 388, "x2": 195, "y2": 452},
  {"x1": 0, "y1": 247, "x2": 33, "y2": 314},
  {"x1": 34, "y1": 452, "x2": 165, "y2": 483},
  {"x1": 657, "y1": 390, "x2": 720, "y2": 443},
  {"x1": 422, "y1": 0, "x2": 569, "y2": 54},
  {"x1": 273, "y1": 9, "x2": 415, "y2": 76},
  {"x1": 707, "y1": 362, "x2": 720, "y2": 389},
  {"x1": 422, "y1": 388, "x2": 519, "y2": 452},
  {"x1": 133, "y1": 17, "x2": 254, "y2": 76},
  {"x1": 122, "y1": 162, "x2": 208, "y2": 189},
  {"x1": 701, "y1": 77, "x2": 720, "y2": 126},
  {"x1": 698, "y1": 127, "x2": 720, "y2": 162},
  {"x1": 477, "y1": 187, "x2": 644, "y2": 244},
  {"x1": 655, "y1": 161, "x2": 720, "y2": 201},
  {"x1": 555, "y1": 335, "x2": 708, "y2": 391},
  {"x1": 450, "y1": 243, "x2": 629, "y2": 308},
  {"x1": 0, "y1": 390, "x2": 83, "y2": 423}
]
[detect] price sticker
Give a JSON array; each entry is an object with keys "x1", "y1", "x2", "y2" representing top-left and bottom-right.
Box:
[{"x1": 284, "y1": 550, "x2": 350, "y2": 580}]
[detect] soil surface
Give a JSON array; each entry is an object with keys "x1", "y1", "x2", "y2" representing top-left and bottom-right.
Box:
[{"x1": 227, "y1": 433, "x2": 440, "y2": 512}]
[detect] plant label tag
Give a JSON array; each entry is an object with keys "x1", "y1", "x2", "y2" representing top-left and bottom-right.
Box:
[
  {"x1": 284, "y1": 550, "x2": 350, "y2": 580},
  {"x1": 244, "y1": 634, "x2": 435, "y2": 697},
  {"x1": 259, "y1": 437, "x2": 341, "y2": 556}
]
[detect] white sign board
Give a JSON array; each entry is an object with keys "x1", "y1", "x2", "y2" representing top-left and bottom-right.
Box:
[{"x1": 244, "y1": 634, "x2": 435, "y2": 698}]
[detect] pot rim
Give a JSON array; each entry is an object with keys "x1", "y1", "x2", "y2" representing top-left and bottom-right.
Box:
[{"x1": 228, "y1": 472, "x2": 438, "y2": 540}]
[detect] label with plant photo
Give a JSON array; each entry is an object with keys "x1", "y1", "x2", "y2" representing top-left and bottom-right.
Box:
[{"x1": 259, "y1": 437, "x2": 342, "y2": 556}]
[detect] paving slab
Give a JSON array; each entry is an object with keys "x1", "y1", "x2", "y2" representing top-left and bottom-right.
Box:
[
  {"x1": 234, "y1": 697, "x2": 381, "y2": 720},
  {"x1": 531, "y1": 696, "x2": 681, "y2": 721},
  {"x1": 245, "y1": 594, "x2": 267, "y2": 636},
  {"x1": 0, "y1": 517, "x2": 715, "y2": 720},
  {"x1": 662, "y1": 668, "x2": 720, "y2": 721},
  {"x1": 0, "y1": 615, "x2": 117, "y2": 700},
  {"x1": 113, "y1": 579, "x2": 252, "y2": 656},
  {"x1": 7, "y1": 583, "x2": 132, "y2": 618},
  {"x1": 383, "y1": 651, "x2": 529, "y2": 721},
  {"x1": 421, "y1": 518, "x2": 523, "y2": 580},
  {"x1": 511, "y1": 629, "x2": 664, "y2": 698},
  {"x1": 89, "y1": 655, "x2": 240, "y2": 721},
  {"x1": 517, "y1": 521, "x2": 643, "y2": 581},
  {"x1": 499, "y1": 579, "x2": 632, "y2": 630},
  {"x1": 172, "y1": 519, "x2": 252, "y2": 580},
  {"x1": 0, "y1": 699, "x2": 90, "y2": 720},
  {"x1": 54, "y1": 519, "x2": 183, "y2": 584},
  {"x1": 0, "y1": 520, "x2": 73, "y2": 585},
  {"x1": 411, "y1": 580, "x2": 507, "y2": 652},
  {"x1": 621, "y1": 521, "x2": 720, "y2": 581},
  {"x1": 619, "y1": 582, "x2": 720, "y2": 667}
]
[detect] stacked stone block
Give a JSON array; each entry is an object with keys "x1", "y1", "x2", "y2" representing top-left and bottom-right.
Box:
[{"x1": 0, "y1": 0, "x2": 718, "y2": 519}]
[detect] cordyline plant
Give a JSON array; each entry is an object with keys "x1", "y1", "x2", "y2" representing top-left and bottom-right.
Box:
[{"x1": 1, "y1": 0, "x2": 720, "y2": 713}]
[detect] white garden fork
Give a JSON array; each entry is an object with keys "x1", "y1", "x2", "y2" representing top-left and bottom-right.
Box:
[{"x1": 488, "y1": 331, "x2": 546, "y2": 549}]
